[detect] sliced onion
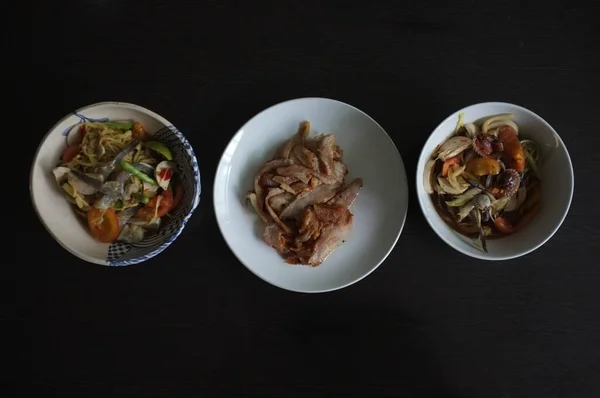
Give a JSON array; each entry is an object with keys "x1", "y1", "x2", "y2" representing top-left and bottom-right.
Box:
[
  {"x1": 504, "y1": 187, "x2": 527, "y2": 212},
  {"x1": 447, "y1": 165, "x2": 470, "y2": 193},
  {"x1": 52, "y1": 167, "x2": 71, "y2": 185},
  {"x1": 423, "y1": 159, "x2": 437, "y2": 194},
  {"x1": 457, "y1": 202, "x2": 475, "y2": 221},
  {"x1": 445, "y1": 187, "x2": 482, "y2": 207},
  {"x1": 481, "y1": 114, "x2": 517, "y2": 135},
  {"x1": 437, "y1": 136, "x2": 472, "y2": 161},
  {"x1": 438, "y1": 177, "x2": 469, "y2": 195},
  {"x1": 464, "y1": 123, "x2": 479, "y2": 137}
]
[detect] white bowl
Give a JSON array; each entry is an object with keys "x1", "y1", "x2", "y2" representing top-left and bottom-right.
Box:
[
  {"x1": 214, "y1": 97, "x2": 408, "y2": 292},
  {"x1": 416, "y1": 102, "x2": 574, "y2": 260},
  {"x1": 30, "y1": 101, "x2": 201, "y2": 266}
]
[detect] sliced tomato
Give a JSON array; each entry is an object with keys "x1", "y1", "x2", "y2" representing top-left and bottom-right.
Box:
[
  {"x1": 135, "y1": 207, "x2": 152, "y2": 221},
  {"x1": 87, "y1": 207, "x2": 120, "y2": 243},
  {"x1": 156, "y1": 188, "x2": 173, "y2": 215},
  {"x1": 493, "y1": 216, "x2": 514, "y2": 234},
  {"x1": 442, "y1": 156, "x2": 461, "y2": 177},
  {"x1": 170, "y1": 184, "x2": 184, "y2": 211},
  {"x1": 136, "y1": 188, "x2": 173, "y2": 221},
  {"x1": 62, "y1": 144, "x2": 79, "y2": 163}
]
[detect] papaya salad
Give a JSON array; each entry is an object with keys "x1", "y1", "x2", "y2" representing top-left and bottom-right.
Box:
[
  {"x1": 423, "y1": 113, "x2": 541, "y2": 252},
  {"x1": 52, "y1": 120, "x2": 184, "y2": 243}
]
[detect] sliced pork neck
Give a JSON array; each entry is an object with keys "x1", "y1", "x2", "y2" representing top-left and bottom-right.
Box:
[{"x1": 245, "y1": 120, "x2": 364, "y2": 267}]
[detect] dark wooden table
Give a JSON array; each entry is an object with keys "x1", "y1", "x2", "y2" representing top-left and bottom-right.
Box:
[{"x1": 26, "y1": 1, "x2": 599, "y2": 397}]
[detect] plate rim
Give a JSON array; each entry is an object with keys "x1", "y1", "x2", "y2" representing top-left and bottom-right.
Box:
[{"x1": 213, "y1": 96, "x2": 409, "y2": 293}]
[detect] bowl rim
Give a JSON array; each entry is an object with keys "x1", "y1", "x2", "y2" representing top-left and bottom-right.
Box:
[
  {"x1": 30, "y1": 101, "x2": 202, "y2": 266},
  {"x1": 415, "y1": 101, "x2": 574, "y2": 261},
  {"x1": 213, "y1": 96, "x2": 409, "y2": 293}
]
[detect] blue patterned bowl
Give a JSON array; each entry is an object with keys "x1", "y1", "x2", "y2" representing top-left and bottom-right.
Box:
[{"x1": 30, "y1": 102, "x2": 201, "y2": 266}]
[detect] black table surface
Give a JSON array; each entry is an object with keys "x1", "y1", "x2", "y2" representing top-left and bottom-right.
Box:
[{"x1": 26, "y1": 1, "x2": 600, "y2": 397}]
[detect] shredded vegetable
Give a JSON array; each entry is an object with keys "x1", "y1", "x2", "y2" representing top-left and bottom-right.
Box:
[
  {"x1": 52, "y1": 120, "x2": 183, "y2": 244},
  {"x1": 423, "y1": 113, "x2": 543, "y2": 252}
]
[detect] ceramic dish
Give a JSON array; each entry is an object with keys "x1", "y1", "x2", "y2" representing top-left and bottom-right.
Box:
[
  {"x1": 214, "y1": 97, "x2": 408, "y2": 292},
  {"x1": 416, "y1": 102, "x2": 573, "y2": 260},
  {"x1": 30, "y1": 101, "x2": 201, "y2": 266}
]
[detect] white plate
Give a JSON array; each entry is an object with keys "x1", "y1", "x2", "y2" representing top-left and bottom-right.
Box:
[{"x1": 214, "y1": 97, "x2": 408, "y2": 292}]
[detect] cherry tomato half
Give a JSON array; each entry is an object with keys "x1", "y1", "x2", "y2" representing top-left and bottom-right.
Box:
[
  {"x1": 62, "y1": 144, "x2": 80, "y2": 163},
  {"x1": 493, "y1": 216, "x2": 514, "y2": 234},
  {"x1": 87, "y1": 207, "x2": 121, "y2": 243},
  {"x1": 136, "y1": 188, "x2": 173, "y2": 221}
]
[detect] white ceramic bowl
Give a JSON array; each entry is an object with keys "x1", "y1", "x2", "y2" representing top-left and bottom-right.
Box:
[
  {"x1": 416, "y1": 102, "x2": 574, "y2": 260},
  {"x1": 30, "y1": 101, "x2": 201, "y2": 266},
  {"x1": 214, "y1": 97, "x2": 408, "y2": 292}
]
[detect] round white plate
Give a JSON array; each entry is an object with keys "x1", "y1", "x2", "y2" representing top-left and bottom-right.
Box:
[{"x1": 214, "y1": 97, "x2": 408, "y2": 293}]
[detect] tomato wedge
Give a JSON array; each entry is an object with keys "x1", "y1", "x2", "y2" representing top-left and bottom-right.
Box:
[
  {"x1": 493, "y1": 216, "x2": 514, "y2": 234},
  {"x1": 136, "y1": 188, "x2": 173, "y2": 221},
  {"x1": 87, "y1": 207, "x2": 121, "y2": 243},
  {"x1": 493, "y1": 202, "x2": 541, "y2": 235},
  {"x1": 170, "y1": 184, "x2": 184, "y2": 211},
  {"x1": 62, "y1": 144, "x2": 79, "y2": 163}
]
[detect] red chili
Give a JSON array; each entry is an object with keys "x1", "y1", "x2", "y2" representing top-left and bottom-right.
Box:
[
  {"x1": 158, "y1": 168, "x2": 173, "y2": 181},
  {"x1": 78, "y1": 124, "x2": 87, "y2": 138}
]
